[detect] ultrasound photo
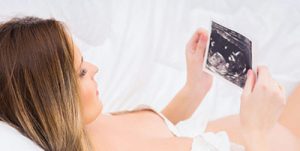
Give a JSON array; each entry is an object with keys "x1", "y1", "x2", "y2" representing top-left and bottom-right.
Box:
[{"x1": 204, "y1": 21, "x2": 252, "y2": 88}]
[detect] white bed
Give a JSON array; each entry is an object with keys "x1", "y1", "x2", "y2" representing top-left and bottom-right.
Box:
[{"x1": 1, "y1": 0, "x2": 299, "y2": 150}]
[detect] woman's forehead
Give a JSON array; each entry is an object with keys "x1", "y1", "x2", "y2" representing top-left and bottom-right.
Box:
[{"x1": 73, "y1": 44, "x2": 83, "y2": 71}]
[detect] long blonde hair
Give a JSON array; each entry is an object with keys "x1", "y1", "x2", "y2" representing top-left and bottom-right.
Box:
[{"x1": 0, "y1": 17, "x2": 91, "y2": 151}]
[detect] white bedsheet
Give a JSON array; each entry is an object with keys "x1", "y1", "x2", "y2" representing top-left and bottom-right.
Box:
[{"x1": 1, "y1": 0, "x2": 300, "y2": 139}]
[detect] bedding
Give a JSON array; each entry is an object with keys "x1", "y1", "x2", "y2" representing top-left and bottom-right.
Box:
[{"x1": 0, "y1": 0, "x2": 299, "y2": 149}]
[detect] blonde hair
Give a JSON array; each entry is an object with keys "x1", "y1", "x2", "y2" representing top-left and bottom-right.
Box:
[{"x1": 0, "y1": 17, "x2": 91, "y2": 151}]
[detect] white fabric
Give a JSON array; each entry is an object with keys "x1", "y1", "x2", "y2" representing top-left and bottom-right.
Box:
[
  {"x1": 133, "y1": 105, "x2": 182, "y2": 136},
  {"x1": 0, "y1": 122, "x2": 43, "y2": 151},
  {"x1": 117, "y1": 105, "x2": 244, "y2": 151},
  {"x1": 0, "y1": 0, "x2": 299, "y2": 150}
]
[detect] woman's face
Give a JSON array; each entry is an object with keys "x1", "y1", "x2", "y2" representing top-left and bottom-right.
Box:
[{"x1": 73, "y1": 44, "x2": 103, "y2": 124}]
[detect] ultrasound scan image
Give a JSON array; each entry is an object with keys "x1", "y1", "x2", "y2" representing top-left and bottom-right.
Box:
[{"x1": 205, "y1": 21, "x2": 252, "y2": 88}]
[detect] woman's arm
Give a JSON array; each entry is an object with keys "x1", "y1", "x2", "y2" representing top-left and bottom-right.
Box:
[
  {"x1": 162, "y1": 84, "x2": 208, "y2": 125},
  {"x1": 243, "y1": 132, "x2": 270, "y2": 151},
  {"x1": 162, "y1": 29, "x2": 212, "y2": 125},
  {"x1": 240, "y1": 67, "x2": 286, "y2": 151}
]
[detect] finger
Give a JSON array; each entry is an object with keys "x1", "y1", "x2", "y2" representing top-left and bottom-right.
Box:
[
  {"x1": 242, "y1": 69, "x2": 256, "y2": 96},
  {"x1": 278, "y1": 82, "x2": 284, "y2": 92},
  {"x1": 280, "y1": 86, "x2": 287, "y2": 105},
  {"x1": 195, "y1": 29, "x2": 208, "y2": 49},
  {"x1": 256, "y1": 66, "x2": 272, "y2": 88},
  {"x1": 186, "y1": 31, "x2": 200, "y2": 52},
  {"x1": 196, "y1": 33, "x2": 208, "y2": 58},
  {"x1": 274, "y1": 81, "x2": 287, "y2": 105}
]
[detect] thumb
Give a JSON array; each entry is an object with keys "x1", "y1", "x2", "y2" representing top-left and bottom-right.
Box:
[
  {"x1": 196, "y1": 29, "x2": 208, "y2": 57},
  {"x1": 242, "y1": 69, "x2": 256, "y2": 96}
]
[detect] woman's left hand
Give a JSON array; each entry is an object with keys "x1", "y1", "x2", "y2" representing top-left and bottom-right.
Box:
[
  {"x1": 162, "y1": 29, "x2": 213, "y2": 124},
  {"x1": 184, "y1": 29, "x2": 213, "y2": 94}
]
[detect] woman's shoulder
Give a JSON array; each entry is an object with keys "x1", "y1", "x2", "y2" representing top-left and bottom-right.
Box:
[
  {"x1": 86, "y1": 105, "x2": 193, "y2": 151},
  {"x1": 107, "y1": 104, "x2": 164, "y2": 123},
  {"x1": 109, "y1": 104, "x2": 157, "y2": 115}
]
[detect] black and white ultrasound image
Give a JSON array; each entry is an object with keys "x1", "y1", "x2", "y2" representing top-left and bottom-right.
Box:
[{"x1": 205, "y1": 21, "x2": 252, "y2": 88}]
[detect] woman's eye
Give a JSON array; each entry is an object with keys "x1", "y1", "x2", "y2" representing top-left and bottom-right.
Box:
[{"x1": 79, "y1": 69, "x2": 87, "y2": 77}]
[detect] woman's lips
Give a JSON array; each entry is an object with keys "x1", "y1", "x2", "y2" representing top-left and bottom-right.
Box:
[{"x1": 96, "y1": 90, "x2": 99, "y2": 96}]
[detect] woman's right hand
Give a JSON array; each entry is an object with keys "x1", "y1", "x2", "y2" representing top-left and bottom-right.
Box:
[{"x1": 240, "y1": 66, "x2": 286, "y2": 150}]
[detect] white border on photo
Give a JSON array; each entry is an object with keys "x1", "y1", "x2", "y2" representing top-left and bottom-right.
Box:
[{"x1": 202, "y1": 20, "x2": 251, "y2": 91}]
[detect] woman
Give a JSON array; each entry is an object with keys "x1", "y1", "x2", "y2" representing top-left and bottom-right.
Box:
[
  {"x1": 0, "y1": 17, "x2": 91, "y2": 151},
  {"x1": 0, "y1": 17, "x2": 290, "y2": 151}
]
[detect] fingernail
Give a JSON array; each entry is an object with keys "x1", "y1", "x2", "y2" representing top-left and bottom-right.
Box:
[
  {"x1": 200, "y1": 33, "x2": 207, "y2": 43},
  {"x1": 199, "y1": 33, "x2": 203, "y2": 40},
  {"x1": 247, "y1": 69, "x2": 252, "y2": 77},
  {"x1": 191, "y1": 35, "x2": 202, "y2": 54}
]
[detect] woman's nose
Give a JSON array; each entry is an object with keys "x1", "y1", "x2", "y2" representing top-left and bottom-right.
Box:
[
  {"x1": 86, "y1": 62, "x2": 99, "y2": 76},
  {"x1": 91, "y1": 63, "x2": 99, "y2": 75},
  {"x1": 94, "y1": 66, "x2": 99, "y2": 75}
]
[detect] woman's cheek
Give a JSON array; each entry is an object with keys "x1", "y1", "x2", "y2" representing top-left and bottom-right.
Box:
[{"x1": 80, "y1": 80, "x2": 95, "y2": 106}]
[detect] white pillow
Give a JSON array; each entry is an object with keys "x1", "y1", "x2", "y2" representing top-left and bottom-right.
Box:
[{"x1": 0, "y1": 121, "x2": 43, "y2": 151}]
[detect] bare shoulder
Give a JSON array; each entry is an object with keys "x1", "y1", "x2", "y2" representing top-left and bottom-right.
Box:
[
  {"x1": 85, "y1": 111, "x2": 193, "y2": 151},
  {"x1": 111, "y1": 108, "x2": 159, "y2": 117},
  {"x1": 110, "y1": 108, "x2": 168, "y2": 125}
]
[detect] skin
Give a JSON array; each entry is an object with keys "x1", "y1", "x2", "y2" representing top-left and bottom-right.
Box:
[
  {"x1": 206, "y1": 84, "x2": 300, "y2": 151},
  {"x1": 206, "y1": 116, "x2": 300, "y2": 151},
  {"x1": 73, "y1": 45, "x2": 102, "y2": 124},
  {"x1": 279, "y1": 84, "x2": 300, "y2": 138},
  {"x1": 73, "y1": 38, "x2": 193, "y2": 151},
  {"x1": 73, "y1": 29, "x2": 290, "y2": 151}
]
